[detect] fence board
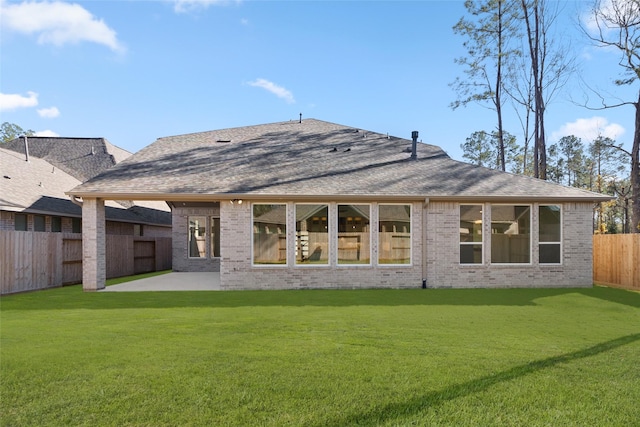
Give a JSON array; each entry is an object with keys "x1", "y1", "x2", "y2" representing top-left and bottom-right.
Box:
[
  {"x1": 593, "y1": 234, "x2": 640, "y2": 290},
  {"x1": 1, "y1": 231, "x2": 173, "y2": 294}
]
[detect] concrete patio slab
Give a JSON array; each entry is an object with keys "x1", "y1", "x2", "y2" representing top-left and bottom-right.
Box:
[{"x1": 101, "y1": 272, "x2": 221, "y2": 292}]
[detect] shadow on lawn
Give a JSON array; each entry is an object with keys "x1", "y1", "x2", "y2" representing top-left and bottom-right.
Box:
[
  {"x1": 2, "y1": 285, "x2": 639, "y2": 311},
  {"x1": 319, "y1": 332, "x2": 640, "y2": 427}
]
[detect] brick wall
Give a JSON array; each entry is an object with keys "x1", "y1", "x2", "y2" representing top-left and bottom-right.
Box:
[
  {"x1": 220, "y1": 201, "x2": 424, "y2": 290},
  {"x1": 425, "y1": 201, "x2": 593, "y2": 288},
  {"x1": 172, "y1": 205, "x2": 221, "y2": 272}
]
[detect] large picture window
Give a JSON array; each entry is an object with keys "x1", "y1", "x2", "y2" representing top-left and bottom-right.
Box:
[
  {"x1": 491, "y1": 205, "x2": 531, "y2": 264},
  {"x1": 460, "y1": 204, "x2": 483, "y2": 264},
  {"x1": 188, "y1": 216, "x2": 207, "y2": 258},
  {"x1": 296, "y1": 204, "x2": 329, "y2": 265},
  {"x1": 253, "y1": 204, "x2": 287, "y2": 265},
  {"x1": 337, "y1": 204, "x2": 370, "y2": 265},
  {"x1": 378, "y1": 204, "x2": 411, "y2": 264},
  {"x1": 539, "y1": 205, "x2": 562, "y2": 264}
]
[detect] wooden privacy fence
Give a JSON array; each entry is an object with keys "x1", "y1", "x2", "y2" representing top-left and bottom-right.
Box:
[
  {"x1": 593, "y1": 234, "x2": 640, "y2": 290},
  {"x1": 1, "y1": 231, "x2": 172, "y2": 294}
]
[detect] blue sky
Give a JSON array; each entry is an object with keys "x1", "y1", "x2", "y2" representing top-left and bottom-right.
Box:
[{"x1": 0, "y1": 0, "x2": 634, "y2": 162}]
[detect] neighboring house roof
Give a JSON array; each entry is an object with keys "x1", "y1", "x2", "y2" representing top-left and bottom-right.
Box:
[
  {"x1": 0, "y1": 148, "x2": 171, "y2": 226},
  {"x1": 68, "y1": 119, "x2": 611, "y2": 202},
  {"x1": 4, "y1": 136, "x2": 130, "y2": 182}
]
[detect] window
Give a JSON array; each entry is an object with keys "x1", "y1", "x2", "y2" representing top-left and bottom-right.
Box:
[
  {"x1": 539, "y1": 205, "x2": 562, "y2": 264},
  {"x1": 34, "y1": 215, "x2": 46, "y2": 232},
  {"x1": 14, "y1": 214, "x2": 27, "y2": 231},
  {"x1": 460, "y1": 204, "x2": 483, "y2": 264},
  {"x1": 491, "y1": 205, "x2": 531, "y2": 264},
  {"x1": 188, "y1": 216, "x2": 207, "y2": 258},
  {"x1": 253, "y1": 204, "x2": 287, "y2": 265},
  {"x1": 51, "y1": 216, "x2": 62, "y2": 232},
  {"x1": 338, "y1": 204, "x2": 370, "y2": 265},
  {"x1": 133, "y1": 224, "x2": 144, "y2": 236},
  {"x1": 211, "y1": 217, "x2": 220, "y2": 258},
  {"x1": 379, "y1": 204, "x2": 411, "y2": 264},
  {"x1": 295, "y1": 204, "x2": 329, "y2": 265},
  {"x1": 71, "y1": 218, "x2": 82, "y2": 233}
]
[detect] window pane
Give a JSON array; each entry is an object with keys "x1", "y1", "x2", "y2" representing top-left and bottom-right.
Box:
[
  {"x1": 338, "y1": 204, "x2": 370, "y2": 264},
  {"x1": 189, "y1": 216, "x2": 207, "y2": 258},
  {"x1": 296, "y1": 204, "x2": 328, "y2": 265},
  {"x1": 211, "y1": 217, "x2": 220, "y2": 258},
  {"x1": 72, "y1": 218, "x2": 82, "y2": 233},
  {"x1": 379, "y1": 204, "x2": 411, "y2": 264},
  {"x1": 460, "y1": 244, "x2": 483, "y2": 264},
  {"x1": 253, "y1": 204, "x2": 287, "y2": 265},
  {"x1": 14, "y1": 214, "x2": 27, "y2": 231},
  {"x1": 460, "y1": 205, "x2": 483, "y2": 242},
  {"x1": 539, "y1": 205, "x2": 561, "y2": 242},
  {"x1": 540, "y1": 244, "x2": 561, "y2": 264},
  {"x1": 51, "y1": 216, "x2": 62, "y2": 232},
  {"x1": 491, "y1": 205, "x2": 530, "y2": 263},
  {"x1": 34, "y1": 215, "x2": 46, "y2": 232}
]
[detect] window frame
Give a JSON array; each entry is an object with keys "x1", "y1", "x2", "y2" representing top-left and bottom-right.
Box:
[
  {"x1": 459, "y1": 204, "x2": 484, "y2": 265},
  {"x1": 188, "y1": 216, "x2": 208, "y2": 259},
  {"x1": 337, "y1": 203, "x2": 372, "y2": 266},
  {"x1": 378, "y1": 203, "x2": 412, "y2": 266},
  {"x1": 252, "y1": 203, "x2": 288, "y2": 267},
  {"x1": 538, "y1": 204, "x2": 563, "y2": 265},
  {"x1": 14, "y1": 213, "x2": 27, "y2": 231},
  {"x1": 490, "y1": 204, "x2": 532, "y2": 265},
  {"x1": 295, "y1": 203, "x2": 330, "y2": 267},
  {"x1": 33, "y1": 215, "x2": 46, "y2": 232},
  {"x1": 51, "y1": 216, "x2": 62, "y2": 233}
]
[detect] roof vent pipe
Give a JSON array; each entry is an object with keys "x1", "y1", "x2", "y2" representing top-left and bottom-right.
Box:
[
  {"x1": 411, "y1": 131, "x2": 418, "y2": 160},
  {"x1": 22, "y1": 135, "x2": 29, "y2": 162},
  {"x1": 299, "y1": 113, "x2": 302, "y2": 123}
]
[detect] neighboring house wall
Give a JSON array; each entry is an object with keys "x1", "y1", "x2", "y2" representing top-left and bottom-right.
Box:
[
  {"x1": 1, "y1": 212, "x2": 80, "y2": 233},
  {"x1": 425, "y1": 201, "x2": 593, "y2": 288},
  {"x1": 172, "y1": 205, "x2": 221, "y2": 272},
  {"x1": 219, "y1": 201, "x2": 424, "y2": 290}
]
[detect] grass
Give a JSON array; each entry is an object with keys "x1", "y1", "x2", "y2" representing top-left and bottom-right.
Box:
[{"x1": 1, "y1": 285, "x2": 639, "y2": 426}]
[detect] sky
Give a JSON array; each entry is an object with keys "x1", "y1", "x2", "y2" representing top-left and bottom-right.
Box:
[{"x1": 0, "y1": 0, "x2": 635, "y2": 163}]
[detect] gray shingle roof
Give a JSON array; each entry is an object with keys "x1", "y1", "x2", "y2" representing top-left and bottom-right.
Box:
[
  {"x1": 68, "y1": 119, "x2": 610, "y2": 202},
  {"x1": 3, "y1": 136, "x2": 130, "y2": 182},
  {"x1": 1, "y1": 148, "x2": 171, "y2": 225}
]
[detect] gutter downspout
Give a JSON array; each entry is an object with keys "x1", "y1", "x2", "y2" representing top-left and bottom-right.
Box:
[{"x1": 70, "y1": 195, "x2": 83, "y2": 207}]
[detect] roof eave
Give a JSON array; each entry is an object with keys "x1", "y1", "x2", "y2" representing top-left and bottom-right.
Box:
[{"x1": 65, "y1": 191, "x2": 613, "y2": 203}]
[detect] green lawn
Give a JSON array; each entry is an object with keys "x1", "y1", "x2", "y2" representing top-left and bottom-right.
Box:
[{"x1": 1, "y1": 285, "x2": 639, "y2": 426}]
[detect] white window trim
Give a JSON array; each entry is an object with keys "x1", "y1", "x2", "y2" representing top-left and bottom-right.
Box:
[
  {"x1": 459, "y1": 203, "x2": 484, "y2": 266},
  {"x1": 337, "y1": 203, "x2": 372, "y2": 267},
  {"x1": 251, "y1": 203, "x2": 288, "y2": 268},
  {"x1": 378, "y1": 203, "x2": 413, "y2": 267},
  {"x1": 539, "y1": 204, "x2": 563, "y2": 265},
  {"x1": 490, "y1": 204, "x2": 533, "y2": 266}
]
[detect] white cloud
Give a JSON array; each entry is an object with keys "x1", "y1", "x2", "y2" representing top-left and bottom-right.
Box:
[
  {"x1": 551, "y1": 116, "x2": 625, "y2": 142},
  {"x1": 0, "y1": 1, "x2": 125, "y2": 53},
  {"x1": 34, "y1": 130, "x2": 60, "y2": 137},
  {"x1": 0, "y1": 91, "x2": 39, "y2": 112},
  {"x1": 38, "y1": 106, "x2": 61, "y2": 118},
  {"x1": 173, "y1": 0, "x2": 238, "y2": 13},
  {"x1": 248, "y1": 78, "x2": 295, "y2": 104}
]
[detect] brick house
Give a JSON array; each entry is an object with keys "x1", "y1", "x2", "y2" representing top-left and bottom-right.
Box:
[{"x1": 67, "y1": 119, "x2": 610, "y2": 291}]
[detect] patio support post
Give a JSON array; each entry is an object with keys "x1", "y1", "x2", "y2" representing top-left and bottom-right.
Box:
[{"x1": 82, "y1": 198, "x2": 106, "y2": 291}]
